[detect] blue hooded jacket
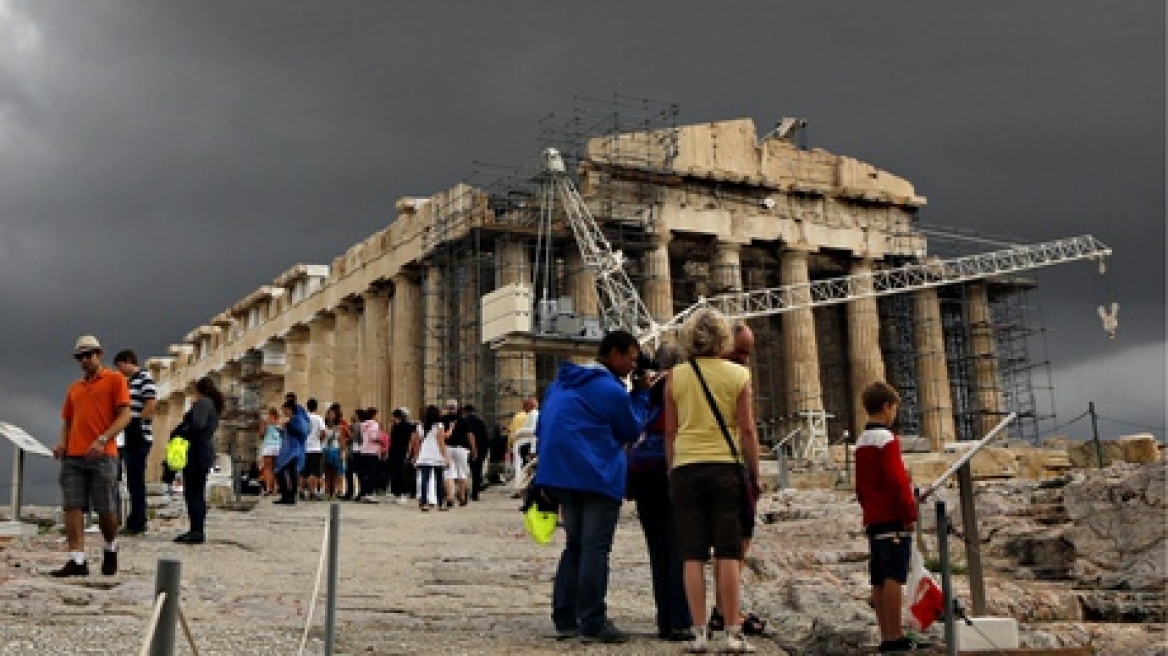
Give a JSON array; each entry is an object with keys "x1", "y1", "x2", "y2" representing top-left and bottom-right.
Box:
[
  {"x1": 275, "y1": 404, "x2": 308, "y2": 473},
  {"x1": 533, "y1": 361, "x2": 650, "y2": 501}
]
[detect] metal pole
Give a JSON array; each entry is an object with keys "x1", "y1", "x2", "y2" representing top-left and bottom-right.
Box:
[
  {"x1": 324, "y1": 502, "x2": 340, "y2": 655},
  {"x1": 10, "y1": 448, "x2": 23, "y2": 523},
  {"x1": 1089, "y1": 401, "x2": 1104, "y2": 469},
  {"x1": 150, "y1": 558, "x2": 182, "y2": 656},
  {"x1": 936, "y1": 501, "x2": 957, "y2": 656},
  {"x1": 776, "y1": 444, "x2": 788, "y2": 490},
  {"x1": 956, "y1": 462, "x2": 985, "y2": 616}
]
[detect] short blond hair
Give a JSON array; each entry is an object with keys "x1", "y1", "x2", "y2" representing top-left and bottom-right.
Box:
[{"x1": 679, "y1": 307, "x2": 733, "y2": 358}]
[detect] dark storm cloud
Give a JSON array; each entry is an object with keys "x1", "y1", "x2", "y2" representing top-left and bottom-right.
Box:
[{"x1": 0, "y1": 1, "x2": 1163, "y2": 500}]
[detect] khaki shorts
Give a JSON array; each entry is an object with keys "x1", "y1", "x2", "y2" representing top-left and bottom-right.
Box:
[{"x1": 60, "y1": 456, "x2": 120, "y2": 515}]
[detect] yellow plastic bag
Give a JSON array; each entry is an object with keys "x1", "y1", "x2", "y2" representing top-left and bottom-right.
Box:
[
  {"x1": 166, "y1": 436, "x2": 189, "y2": 471},
  {"x1": 523, "y1": 505, "x2": 557, "y2": 545}
]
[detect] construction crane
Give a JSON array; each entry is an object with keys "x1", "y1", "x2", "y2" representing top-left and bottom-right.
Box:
[{"x1": 531, "y1": 148, "x2": 1114, "y2": 349}]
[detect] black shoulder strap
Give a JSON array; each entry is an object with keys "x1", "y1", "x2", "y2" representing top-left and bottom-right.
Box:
[{"x1": 688, "y1": 357, "x2": 741, "y2": 464}]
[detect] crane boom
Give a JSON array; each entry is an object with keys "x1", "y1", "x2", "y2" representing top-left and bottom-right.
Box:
[
  {"x1": 542, "y1": 149, "x2": 659, "y2": 338},
  {"x1": 650, "y1": 235, "x2": 1111, "y2": 346}
]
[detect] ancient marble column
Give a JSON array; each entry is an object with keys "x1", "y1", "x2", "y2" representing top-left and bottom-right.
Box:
[
  {"x1": 361, "y1": 287, "x2": 392, "y2": 415},
  {"x1": 218, "y1": 361, "x2": 243, "y2": 457},
  {"x1": 846, "y1": 258, "x2": 886, "y2": 439},
  {"x1": 966, "y1": 282, "x2": 1004, "y2": 438},
  {"x1": 781, "y1": 247, "x2": 824, "y2": 414},
  {"x1": 565, "y1": 249, "x2": 599, "y2": 318},
  {"x1": 643, "y1": 231, "x2": 674, "y2": 323},
  {"x1": 496, "y1": 240, "x2": 536, "y2": 420},
  {"x1": 914, "y1": 287, "x2": 956, "y2": 451},
  {"x1": 711, "y1": 240, "x2": 744, "y2": 294},
  {"x1": 332, "y1": 302, "x2": 360, "y2": 415},
  {"x1": 308, "y1": 312, "x2": 337, "y2": 406},
  {"x1": 283, "y1": 326, "x2": 311, "y2": 401},
  {"x1": 423, "y1": 266, "x2": 446, "y2": 406},
  {"x1": 391, "y1": 272, "x2": 424, "y2": 416}
]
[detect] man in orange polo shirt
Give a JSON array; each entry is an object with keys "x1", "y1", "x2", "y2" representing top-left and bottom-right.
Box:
[{"x1": 51, "y1": 335, "x2": 132, "y2": 577}]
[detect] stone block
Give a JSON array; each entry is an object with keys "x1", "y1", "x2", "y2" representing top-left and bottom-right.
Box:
[
  {"x1": 1066, "y1": 440, "x2": 1124, "y2": 468},
  {"x1": 1118, "y1": 433, "x2": 1161, "y2": 463}
]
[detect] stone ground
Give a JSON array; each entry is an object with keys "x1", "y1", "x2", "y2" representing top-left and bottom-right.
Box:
[
  {"x1": 1, "y1": 470, "x2": 1164, "y2": 655},
  {"x1": 0, "y1": 487, "x2": 802, "y2": 656}
]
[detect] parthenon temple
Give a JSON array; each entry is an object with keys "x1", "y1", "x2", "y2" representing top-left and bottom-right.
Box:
[{"x1": 146, "y1": 110, "x2": 1047, "y2": 478}]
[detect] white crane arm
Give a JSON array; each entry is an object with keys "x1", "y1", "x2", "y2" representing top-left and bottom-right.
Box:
[{"x1": 648, "y1": 235, "x2": 1111, "y2": 345}]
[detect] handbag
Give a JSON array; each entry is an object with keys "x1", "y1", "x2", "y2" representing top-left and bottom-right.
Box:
[{"x1": 688, "y1": 357, "x2": 759, "y2": 523}]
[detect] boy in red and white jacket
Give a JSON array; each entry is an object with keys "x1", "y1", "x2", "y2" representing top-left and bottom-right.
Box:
[{"x1": 855, "y1": 382, "x2": 919, "y2": 653}]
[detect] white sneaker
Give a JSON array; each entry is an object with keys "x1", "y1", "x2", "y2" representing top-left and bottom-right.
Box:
[
  {"x1": 724, "y1": 629, "x2": 756, "y2": 653},
  {"x1": 683, "y1": 627, "x2": 709, "y2": 653}
]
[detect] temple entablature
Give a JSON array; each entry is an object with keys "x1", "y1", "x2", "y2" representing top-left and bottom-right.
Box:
[{"x1": 274, "y1": 264, "x2": 331, "y2": 305}]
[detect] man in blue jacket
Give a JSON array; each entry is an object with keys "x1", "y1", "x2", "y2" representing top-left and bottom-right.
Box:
[{"x1": 534, "y1": 330, "x2": 651, "y2": 644}]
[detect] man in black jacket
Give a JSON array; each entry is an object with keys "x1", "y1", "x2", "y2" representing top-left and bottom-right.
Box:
[{"x1": 461, "y1": 404, "x2": 490, "y2": 500}]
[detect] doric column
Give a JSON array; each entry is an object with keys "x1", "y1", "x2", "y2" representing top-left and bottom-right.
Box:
[
  {"x1": 283, "y1": 326, "x2": 311, "y2": 401},
  {"x1": 846, "y1": 258, "x2": 886, "y2": 438},
  {"x1": 218, "y1": 361, "x2": 243, "y2": 458},
  {"x1": 332, "y1": 302, "x2": 360, "y2": 416},
  {"x1": 914, "y1": 287, "x2": 956, "y2": 451},
  {"x1": 361, "y1": 286, "x2": 391, "y2": 415},
  {"x1": 565, "y1": 249, "x2": 599, "y2": 318},
  {"x1": 643, "y1": 231, "x2": 674, "y2": 323},
  {"x1": 496, "y1": 240, "x2": 536, "y2": 420},
  {"x1": 966, "y1": 282, "x2": 1004, "y2": 438},
  {"x1": 711, "y1": 240, "x2": 744, "y2": 294},
  {"x1": 391, "y1": 272, "x2": 424, "y2": 416},
  {"x1": 308, "y1": 312, "x2": 337, "y2": 406},
  {"x1": 423, "y1": 266, "x2": 445, "y2": 406},
  {"x1": 781, "y1": 247, "x2": 824, "y2": 414}
]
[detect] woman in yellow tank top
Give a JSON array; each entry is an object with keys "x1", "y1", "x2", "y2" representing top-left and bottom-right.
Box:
[{"x1": 663, "y1": 307, "x2": 760, "y2": 653}]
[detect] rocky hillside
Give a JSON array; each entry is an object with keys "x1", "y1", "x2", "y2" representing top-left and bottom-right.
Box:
[{"x1": 745, "y1": 460, "x2": 1166, "y2": 655}]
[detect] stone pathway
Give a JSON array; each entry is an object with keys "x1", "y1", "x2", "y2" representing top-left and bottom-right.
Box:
[{"x1": 0, "y1": 489, "x2": 795, "y2": 655}]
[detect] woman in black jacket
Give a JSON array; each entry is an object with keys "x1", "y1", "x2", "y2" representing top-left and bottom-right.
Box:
[{"x1": 175, "y1": 377, "x2": 223, "y2": 544}]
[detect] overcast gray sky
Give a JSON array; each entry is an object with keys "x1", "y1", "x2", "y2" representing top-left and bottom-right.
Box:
[{"x1": 1, "y1": 1, "x2": 1163, "y2": 502}]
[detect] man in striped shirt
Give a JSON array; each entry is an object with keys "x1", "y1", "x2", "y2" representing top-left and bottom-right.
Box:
[{"x1": 115, "y1": 350, "x2": 157, "y2": 536}]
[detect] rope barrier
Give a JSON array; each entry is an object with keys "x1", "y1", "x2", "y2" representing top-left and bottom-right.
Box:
[
  {"x1": 138, "y1": 591, "x2": 168, "y2": 656},
  {"x1": 297, "y1": 514, "x2": 332, "y2": 656},
  {"x1": 178, "y1": 606, "x2": 201, "y2": 656}
]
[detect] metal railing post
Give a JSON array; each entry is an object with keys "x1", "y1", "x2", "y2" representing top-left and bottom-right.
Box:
[
  {"x1": 325, "y1": 502, "x2": 340, "y2": 655},
  {"x1": 936, "y1": 501, "x2": 956, "y2": 656},
  {"x1": 150, "y1": 558, "x2": 182, "y2": 656}
]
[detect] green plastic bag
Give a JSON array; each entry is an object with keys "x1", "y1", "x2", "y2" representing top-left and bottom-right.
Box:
[
  {"x1": 524, "y1": 505, "x2": 557, "y2": 545},
  {"x1": 166, "y1": 436, "x2": 189, "y2": 471}
]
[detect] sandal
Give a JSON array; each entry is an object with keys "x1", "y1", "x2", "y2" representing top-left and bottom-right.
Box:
[
  {"x1": 741, "y1": 612, "x2": 766, "y2": 636},
  {"x1": 708, "y1": 608, "x2": 766, "y2": 636}
]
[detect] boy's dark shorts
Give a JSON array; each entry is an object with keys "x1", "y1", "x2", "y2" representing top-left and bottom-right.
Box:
[{"x1": 867, "y1": 522, "x2": 911, "y2": 586}]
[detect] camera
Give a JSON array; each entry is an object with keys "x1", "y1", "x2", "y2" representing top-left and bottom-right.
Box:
[{"x1": 634, "y1": 352, "x2": 660, "y2": 377}]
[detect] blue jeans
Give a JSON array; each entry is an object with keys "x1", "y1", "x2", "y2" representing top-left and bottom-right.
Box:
[{"x1": 551, "y1": 489, "x2": 621, "y2": 636}]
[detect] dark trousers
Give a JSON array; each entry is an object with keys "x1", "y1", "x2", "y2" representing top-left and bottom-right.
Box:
[
  {"x1": 378, "y1": 457, "x2": 392, "y2": 493},
  {"x1": 388, "y1": 452, "x2": 410, "y2": 496},
  {"x1": 277, "y1": 461, "x2": 299, "y2": 503},
  {"x1": 470, "y1": 453, "x2": 486, "y2": 500},
  {"x1": 357, "y1": 454, "x2": 380, "y2": 499},
  {"x1": 551, "y1": 489, "x2": 622, "y2": 636},
  {"x1": 342, "y1": 453, "x2": 358, "y2": 498},
  {"x1": 183, "y1": 467, "x2": 209, "y2": 534},
  {"x1": 122, "y1": 439, "x2": 151, "y2": 531},
  {"x1": 633, "y1": 473, "x2": 692, "y2": 635}
]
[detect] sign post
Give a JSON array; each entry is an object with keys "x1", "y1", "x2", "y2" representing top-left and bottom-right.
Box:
[{"x1": 0, "y1": 421, "x2": 54, "y2": 537}]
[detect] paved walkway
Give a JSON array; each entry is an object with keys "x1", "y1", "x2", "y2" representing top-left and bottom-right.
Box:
[{"x1": 0, "y1": 488, "x2": 794, "y2": 655}]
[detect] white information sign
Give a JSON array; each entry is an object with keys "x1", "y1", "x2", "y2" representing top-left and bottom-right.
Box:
[{"x1": 0, "y1": 421, "x2": 53, "y2": 457}]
